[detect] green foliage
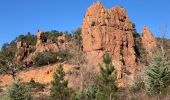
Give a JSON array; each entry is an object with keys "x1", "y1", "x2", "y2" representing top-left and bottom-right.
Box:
[
  {"x1": 6, "y1": 79, "x2": 32, "y2": 100},
  {"x1": 71, "y1": 92, "x2": 86, "y2": 100},
  {"x1": 27, "y1": 79, "x2": 45, "y2": 91},
  {"x1": 131, "y1": 23, "x2": 143, "y2": 57},
  {"x1": 44, "y1": 30, "x2": 63, "y2": 40},
  {"x1": 33, "y1": 50, "x2": 71, "y2": 66},
  {"x1": 0, "y1": 41, "x2": 17, "y2": 62},
  {"x1": 50, "y1": 64, "x2": 70, "y2": 100},
  {"x1": 145, "y1": 54, "x2": 170, "y2": 95},
  {"x1": 0, "y1": 33, "x2": 36, "y2": 77},
  {"x1": 95, "y1": 54, "x2": 117, "y2": 100},
  {"x1": 71, "y1": 92, "x2": 80, "y2": 100},
  {"x1": 33, "y1": 52, "x2": 58, "y2": 66},
  {"x1": 132, "y1": 23, "x2": 140, "y2": 37},
  {"x1": 56, "y1": 50, "x2": 72, "y2": 62},
  {"x1": 71, "y1": 84, "x2": 98, "y2": 100},
  {"x1": 0, "y1": 41, "x2": 23, "y2": 80},
  {"x1": 83, "y1": 84, "x2": 98, "y2": 100},
  {"x1": 15, "y1": 32, "x2": 37, "y2": 46}
]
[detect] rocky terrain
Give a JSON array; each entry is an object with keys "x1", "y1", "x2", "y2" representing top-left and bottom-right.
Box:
[
  {"x1": 0, "y1": 1, "x2": 158, "y2": 88},
  {"x1": 0, "y1": 1, "x2": 170, "y2": 100}
]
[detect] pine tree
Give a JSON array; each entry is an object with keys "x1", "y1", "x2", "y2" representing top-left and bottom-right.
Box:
[
  {"x1": 50, "y1": 64, "x2": 70, "y2": 100},
  {"x1": 145, "y1": 54, "x2": 170, "y2": 95},
  {"x1": 6, "y1": 79, "x2": 32, "y2": 100},
  {"x1": 95, "y1": 54, "x2": 117, "y2": 100}
]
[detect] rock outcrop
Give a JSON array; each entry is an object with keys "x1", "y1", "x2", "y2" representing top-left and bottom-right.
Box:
[
  {"x1": 82, "y1": 2, "x2": 137, "y2": 86},
  {"x1": 35, "y1": 31, "x2": 60, "y2": 52},
  {"x1": 15, "y1": 41, "x2": 33, "y2": 62},
  {"x1": 15, "y1": 31, "x2": 75, "y2": 66},
  {"x1": 36, "y1": 31, "x2": 44, "y2": 49},
  {"x1": 142, "y1": 26, "x2": 157, "y2": 54}
]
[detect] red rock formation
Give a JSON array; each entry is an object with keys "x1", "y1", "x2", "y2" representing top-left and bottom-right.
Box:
[
  {"x1": 82, "y1": 2, "x2": 137, "y2": 86},
  {"x1": 15, "y1": 41, "x2": 32, "y2": 62},
  {"x1": 15, "y1": 31, "x2": 76, "y2": 67},
  {"x1": 142, "y1": 26, "x2": 157, "y2": 54},
  {"x1": 36, "y1": 31, "x2": 44, "y2": 48},
  {"x1": 35, "y1": 31, "x2": 60, "y2": 52}
]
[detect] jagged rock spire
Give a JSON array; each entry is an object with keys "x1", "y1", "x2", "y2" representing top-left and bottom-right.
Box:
[
  {"x1": 142, "y1": 26, "x2": 157, "y2": 54},
  {"x1": 82, "y1": 2, "x2": 137, "y2": 86}
]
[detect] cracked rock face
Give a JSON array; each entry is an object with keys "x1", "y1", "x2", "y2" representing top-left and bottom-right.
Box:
[{"x1": 82, "y1": 2, "x2": 138, "y2": 86}]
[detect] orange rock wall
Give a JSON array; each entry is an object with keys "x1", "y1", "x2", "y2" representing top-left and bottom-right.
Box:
[{"x1": 82, "y1": 2, "x2": 137, "y2": 86}]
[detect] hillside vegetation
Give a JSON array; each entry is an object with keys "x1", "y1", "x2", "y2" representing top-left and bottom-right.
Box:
[{"x1": 0, "y1": 2, "x2": 170, "y2": 100}]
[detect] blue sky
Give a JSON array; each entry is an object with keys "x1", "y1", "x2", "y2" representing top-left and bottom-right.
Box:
[{"x1": 0, "y1": 0, "x2": 170, "y2": 48}]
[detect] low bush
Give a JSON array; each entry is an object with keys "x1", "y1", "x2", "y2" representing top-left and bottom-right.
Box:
[
  {"x1": 6, "y1": 79, "x2": 32, "y2": 100},
  {"x1": 57, "y1": 49, "x2": 72, "y2": 61},
  {"x1": 33, "y1": 50, "x2": 71, "y2": 67},
  {"x1": 71, "y1": 84, "x2": 98, "y2": 100},
  {"x1": 33, "y1": 52, "x2": 58, "y2": 66},
  {"x1": 27, "y1": 79, "x2": 45, "y2": 91}
]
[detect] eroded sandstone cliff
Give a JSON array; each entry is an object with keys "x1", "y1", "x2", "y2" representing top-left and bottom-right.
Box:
[{"x1": 82, "y1": 2, "x2": 138, "y2": 86}]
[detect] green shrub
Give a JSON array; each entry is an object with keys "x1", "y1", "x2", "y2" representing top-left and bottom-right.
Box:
[
  {"x1": 71, "y1": 92, "x2": 86, "y2": 100},
  {"x1": 71, "y1": 84, "x2": 98, "y2": 100},
  {"x1": 83, "y1": 84, "x2": 98, "y2": 100},
  {"x1": 44, "y1": 30, "x2": 63, "y2": 40},
  {"x1": 57, "y1": 49, "x2": 72, "y2": 61},
  {"x1": 33, "y1": 50, "x2": 71, "y2": 67},
  {"x1": 145, "y1": 54, "x2": 170, "y2": 95},
  {"x1": 71, "y1": 92, "x2": 80, "y2": 100},
  {"x1": 33, "y1": 52, "x2": 58, "y2": 66},
  {"x1": 27, "y1": 79, "x2": 45, "y2": 91},
  {"x1": 6, "y1": 79, "x2": 32, "y2": 100}
]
